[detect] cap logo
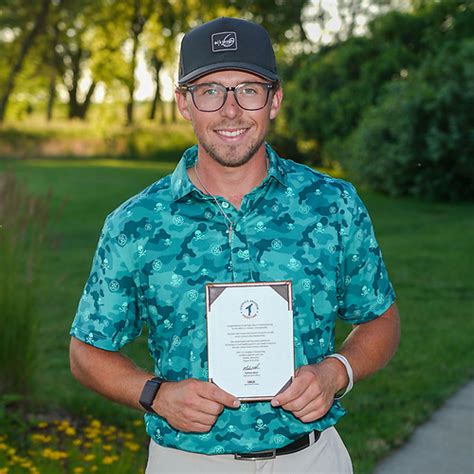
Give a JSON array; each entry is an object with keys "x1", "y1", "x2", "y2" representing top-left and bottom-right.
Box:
[{"x1": 211, "y1": 31, "x2": 237, "y2": 52}]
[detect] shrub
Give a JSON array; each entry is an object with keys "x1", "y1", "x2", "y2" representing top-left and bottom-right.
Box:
[
  {"x1": 0, "y1": 174, "x2": 52, "y2": 395},
  {"x1": 343, "y1": 39, "x2": 474, "y2": 201}
]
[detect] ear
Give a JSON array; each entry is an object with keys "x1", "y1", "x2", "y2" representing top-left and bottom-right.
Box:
[
  {"x1": 175, "y1": 89, "x2": 192, "y2": 121},
  {"x1": 269, "y1": 87, "x2": 283, "y2": 120}
]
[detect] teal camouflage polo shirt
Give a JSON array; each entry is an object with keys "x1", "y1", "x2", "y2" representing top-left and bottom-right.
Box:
[{"x1": 71, "y1": 143, "x2": 395, "y2": 454}]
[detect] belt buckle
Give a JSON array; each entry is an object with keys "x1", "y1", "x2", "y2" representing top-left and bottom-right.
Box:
[{"x1": 234, "y1": 449, "x2": 276, "y2": 461}]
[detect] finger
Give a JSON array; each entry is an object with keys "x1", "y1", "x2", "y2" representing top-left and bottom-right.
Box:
[
  {"x1": 203, "y1": 382, "x2": 241, "y2": 408},
  {"x1": 294, "y1": 409, "x2": 325, "y2": 423},
  {"x1": 271, "y1": 377, "x2": 308, "y2": 407},
  {"x1": 281, "y1": 388, "x2": 315, "y2": 413},
  {"x1": 291, "y1": 396, "x2": 333, "y2": 421},
  {"x1": 186, "y1": 410, "x2": 218, "y2": 427},
  {"x1": 191, "y1": 397, "x2": 226, "y2": 417},
  {"x1": 187, "y1": 421, "x2": 215, "y2": 433}
]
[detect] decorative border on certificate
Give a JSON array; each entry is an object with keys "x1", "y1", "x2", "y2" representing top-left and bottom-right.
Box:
[{"x1": 206, "y1": 281, "x2": 294, "y2": 401}]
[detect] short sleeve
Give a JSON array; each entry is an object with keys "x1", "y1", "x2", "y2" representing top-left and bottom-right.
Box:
[
  {"x1": 337, "y1": 186, "x2": 395, "y2": 324},
  {"x1": 70, "y1": 218, "x2": 143, "y2": 350}
]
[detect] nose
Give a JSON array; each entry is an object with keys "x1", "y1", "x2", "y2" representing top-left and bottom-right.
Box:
[{"x1": 219, "y1": 90, "x2": 242, "y2": 119}]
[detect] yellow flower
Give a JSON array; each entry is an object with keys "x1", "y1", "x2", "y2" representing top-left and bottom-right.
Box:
[
  {"x1": 91, "y1": 466, "x2": 98, "y2": 472},
  {"x1": 84, "y1": 442, "x2": 93, "y2": 449},
  {"x1": 72, "y1": 439, "x2": 82, "y2": 446},
  {"x1": 73, "y1": 468, "x2": 85, "y2": 473},
  {"x1": 31, "y1": 434, "x2": 52, "y2": 443},
  {"x1": 42, "y1": 448, "x2": 68, "y2": 460},
  {"x1": 65, "y1": 427, "x2": 76, "y2": 436},
  {"x1": 84, "y1": 454, "x2": 96, "y2": 462},
  {"x1": 0, "y1": 443, "x2": 8, "y2": 451},
  {"x1": 90, "y1": 419, "x2": 102, "y2": 429},
  {"x1": 125, "y1": 441, "x2": 140, "y2": 452},
  {"x1": 0, "y1": 468, "x2": 9, "y2": 474},
  {"x1": 103, "y1": 444, "x2": 113, "y2": 451},
  {"x1": 102, "y1": 456, "x2": 117, "y2": 465},
  {"x1": 37, "y1": 422, "x2": 48, "y2": 429},
  {"x1": 132, "y1": 419, "x2": 143, "y2": 427},
  {"x1": 84, "y1": 429, "x2": 100, "y2": 440}
]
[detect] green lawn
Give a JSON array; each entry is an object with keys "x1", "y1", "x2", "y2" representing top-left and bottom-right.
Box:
[{"x1": 1, "y1": 158, "x2": 473, "y2": 473}]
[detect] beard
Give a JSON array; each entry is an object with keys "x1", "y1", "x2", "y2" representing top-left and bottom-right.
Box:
[
  {"x1": 192, "y1": 120, "x2": 268, "y2": 168},
  {"x1": 200, "y1": 138, "x2": 265, "y2": 168}
]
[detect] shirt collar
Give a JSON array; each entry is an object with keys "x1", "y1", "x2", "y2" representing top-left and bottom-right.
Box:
[{"x1": 170, "y1": 143, "x2": 288, "y2": 202}]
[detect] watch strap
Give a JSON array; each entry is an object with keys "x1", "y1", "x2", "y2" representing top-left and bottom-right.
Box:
[{"x1": 139, "y1": 376, "x2": 165, "y2": 413}]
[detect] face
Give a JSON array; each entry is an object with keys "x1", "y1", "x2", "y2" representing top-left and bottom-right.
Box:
[{"x1": 176, "y1": 70, "x2": 283, "y2": 168}]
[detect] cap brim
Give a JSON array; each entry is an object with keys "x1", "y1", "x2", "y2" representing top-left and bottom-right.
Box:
[{"x1": 178, "y1": 62, "x2": 279, "y2": 84}]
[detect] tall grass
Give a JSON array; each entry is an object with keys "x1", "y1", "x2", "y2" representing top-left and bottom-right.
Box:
[{"x1": 0, "y1": 174, "x2": 52, "y2": 395}]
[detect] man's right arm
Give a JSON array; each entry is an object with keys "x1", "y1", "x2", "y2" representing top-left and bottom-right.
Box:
[{"x1": 69, "y1": 337, "x2": 239, "y2": 432}]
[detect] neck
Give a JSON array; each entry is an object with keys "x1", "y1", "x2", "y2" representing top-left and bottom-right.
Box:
[{"x1": 189, "y1": 146, "x2": 268, "y2": 209}]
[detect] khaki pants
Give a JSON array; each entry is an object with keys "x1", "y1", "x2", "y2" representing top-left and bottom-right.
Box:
[{"x1": 145, "y1": 427, "x2": 353, "y2": 474}]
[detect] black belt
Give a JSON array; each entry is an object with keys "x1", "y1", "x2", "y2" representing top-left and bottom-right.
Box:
[{"x1": 234, "y1": 430, "x2": 321, "y2": 461}]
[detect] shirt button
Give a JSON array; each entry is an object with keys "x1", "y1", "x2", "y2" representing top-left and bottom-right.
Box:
[{"x1": 221, "y1": 201, "x2": 230, "y2": 209}]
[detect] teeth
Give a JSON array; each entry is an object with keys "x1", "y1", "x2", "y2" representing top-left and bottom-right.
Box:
[{"x1": 216, "y1": 129, "x2": 246, "y2": 137}]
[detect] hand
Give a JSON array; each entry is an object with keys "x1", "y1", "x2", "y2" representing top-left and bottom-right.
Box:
[
  {"x1": 270, "y1": 360, "x2": 346, "y2": 423},
  {"x1": 152, "y1": 378, "x2": 240, "y2": 432}
]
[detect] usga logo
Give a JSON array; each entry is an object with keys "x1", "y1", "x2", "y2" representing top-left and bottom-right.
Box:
[
  {"x1": 240, "y1": 300, "x2": 259, "y2": 319},
  {"x1": 211, "y1": 31, "x2": 238, "y2": 52}
]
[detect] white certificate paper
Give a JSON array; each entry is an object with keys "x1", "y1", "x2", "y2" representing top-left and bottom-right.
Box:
[{"x1": 206, "y1": 281, "x2": 294, "y2": 401}]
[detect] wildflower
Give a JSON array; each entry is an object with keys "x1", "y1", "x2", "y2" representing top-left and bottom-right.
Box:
[
  {"x1": 65, "y1": 427, "x2": 76, "y2": 436},
  {"x1": 91, "y1": 466, "x2": 98, "y2": 472},
  {"x1": 73, "y1": 468, "x2": 85, "y2": 473},
  {"x1": 72, "y1": 439, "x2": 82, "y2": 446},
  {"x1": 31, "y1": 434, "x2": 52, "y2": 443},
  {"x1": 125, "y1": 441, "x2": 140, "y2": 452},
  {"x1": 103, "y1": 444, "x2": 113, "y2": 451},
  {"x1": 0, "y1": 443, "x2": 8, "y2": 451},
  {"x1": 0, "y1": 468, "x2": 9, "y2": 474},
  {"x1": 90, "y1": 419, "x2": 102, "y2": 429},
  {"x1": 84, "y1": 454, "x2": 96, "y2": 462},
  {"x1": 133, "y1": 419, "x2": 143, "y2": 427},
  {"x1": 42, "y1": 448, "x2": 68, "y2": 460},
  {"x1": 37, "y1": 422, "x2": 48, "y2": 429},
  {"x1": 102, "y1": 455, "x2": 119, "y2": 465}
]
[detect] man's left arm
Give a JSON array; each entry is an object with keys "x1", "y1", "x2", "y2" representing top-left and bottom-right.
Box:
[{"x1": 271, "y1": 303, "x2": 400, "y2": 422}]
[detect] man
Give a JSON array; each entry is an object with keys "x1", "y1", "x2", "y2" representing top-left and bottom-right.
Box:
[{"x1": 70, "y1": 17, "x2": 400, "y2": 473}]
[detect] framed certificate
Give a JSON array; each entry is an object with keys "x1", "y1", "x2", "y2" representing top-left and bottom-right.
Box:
[{"x1": 206, "y1": 281, "x2": 294, "y2": 401}]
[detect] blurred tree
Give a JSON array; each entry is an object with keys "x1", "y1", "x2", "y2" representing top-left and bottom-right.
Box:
[
  {"x1": 0, "y1": 0, "x2": 51, "y2": 123},
  {"x1": 283, "y1": 0, "x2": 473, "y2": 164},
  {"x1": 344, "y1": 38, "x2": 474, "y2": 201},
  {"x1": 124, "y1": 0, "x2": 157, "y2": 126}
]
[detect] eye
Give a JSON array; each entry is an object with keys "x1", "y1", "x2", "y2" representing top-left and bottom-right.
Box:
[
  {"x1": 196, "y1": 84, "x2": 221, "y2": 97},
  {"x1": 240, "y1": 85, "x2": 259, "y2": 96}
]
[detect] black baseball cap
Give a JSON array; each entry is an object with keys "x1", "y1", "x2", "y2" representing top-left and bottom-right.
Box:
[{"x1": 178, "y1": 17, "x2": 279, "y2": 85}]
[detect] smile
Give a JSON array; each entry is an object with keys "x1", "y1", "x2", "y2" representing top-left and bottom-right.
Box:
[{"x1": 215, "y1": 128, "x2": 249, "y2": 138}]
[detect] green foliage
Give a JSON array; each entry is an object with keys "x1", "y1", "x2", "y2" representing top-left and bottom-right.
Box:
[
  {"x1": 0, "y1": 119, "x2": 196, "y2": 160},
  {"x1": 0, "y1": 175, "x2": 52, "y2": 395},
  {"x1": 281, "y1": 0, "x2": 474, "y2": 197},
  {"x1": 344, "y1": 39, "x2": 474, "y2": 201}
]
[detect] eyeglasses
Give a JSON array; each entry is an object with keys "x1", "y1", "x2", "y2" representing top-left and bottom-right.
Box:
[{"x1": 180, "y1": 82, "x2": 277, "y2": 112}]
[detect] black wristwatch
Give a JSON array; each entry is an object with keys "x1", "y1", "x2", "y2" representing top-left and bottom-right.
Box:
[{"x1": 139, "y1": 377, "x2": 165, "y2": 414}]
